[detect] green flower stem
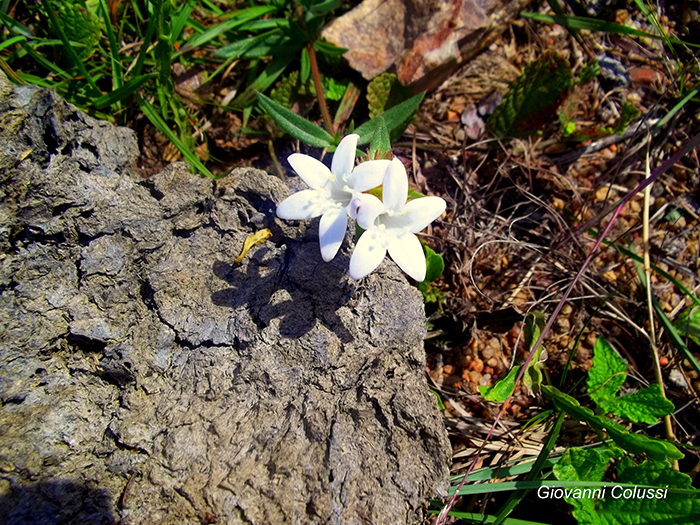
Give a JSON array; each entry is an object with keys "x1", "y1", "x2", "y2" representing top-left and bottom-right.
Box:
[{"x1": 307, "y1": 42, "x2": 334, "y2": 136}]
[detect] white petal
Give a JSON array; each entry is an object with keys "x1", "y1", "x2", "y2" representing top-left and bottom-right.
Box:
[
  {"x1": 348, "y1": 194, "x2": 385, "y2": 230},
  {"x1": 288, "y1": 153, "x2": 332, "y2": 189},
  {"x1": 277, "y1": 190, "x2": 326, "y2": 219},
  {"x1": 331, "y1": 134, "x2": 359, "y2": 180},
  {"x1": 403, "y1": 196, "x2": 446, "y2": 232},
  {"x1": 388, "y1": 232, "x2": 426, "y2": 281},
  {"x1": 319, "y1": 207, "x2": 348, "y2": 262},
  {"x1": 383, "y1": 158, "x2": 408, "y2": 213},
  {"x1": 349, "y1": 228, "x2": 388, "y2": 279},
  {"x1": 351, "y1": 159, "x2": 391, "y2": 191}
]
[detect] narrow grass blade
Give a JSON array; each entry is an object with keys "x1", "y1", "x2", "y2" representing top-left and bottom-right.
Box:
[
  {"x1": 137, "y1": 95, "x2": 215, "y2": 180},
  {"x1": 0, "y1": 11, "x2": 32, "y2": 38},
  {"x1": 39, "y1": 0, "x2": 102, "y2": 95},
  {"x1": 131, "y1": 10, "x2": 158, "y2": 77},
  {"x1": 354, "y1": 92, "x2": 425, "y2": 145},
  {"x1": 607, "y1": 240, "x2": 700, "y2": 307},
  {"x1": 655, "y1": 86, "x2": 700, "y2": 131},
  {"x1": 232, "y1": 52, "x2": 297, "y2": 109},
  {"x1": 177, "y1": 6, "x2": 277, "y2": 55},
  {"x1": 257, "y1": 92, "x2": 334, "y2": 148},
  {"x1": 652, "y1": 299, "x2": 700, "y2": 375},
  {"x1": 97, "y1": 0, "x2": 123, "y2": 93},
  {"x1": 449, "y1": 456, "x2": 561, "y2": 483},
  {"x1": 0, "y1": 56, "x2": 28, "y2": 85},
  {"x1": 428, "y1": 510, "x2": 553, "y2": 525},
  {"x1": 18, "y1": 40, "x2": 70, "y2": 79},
  {"x1": 171, "y1": 0, "x2": 197, "y2": 45},
  {"x1": 93, "y1": 73, "x2": 156, "y2": 109},
  {"x1": 521, "y1": 12, "x2": 700, "y2": 48},
  {"x1": 0, "y1": 35, "x2": 25, "y2": 53},
  {"x1": 492, "y1": 412, "x2": 565, "y2": 524},
  {"x1": 450, "y1": 479, "x2": 698, "y2": 497}
]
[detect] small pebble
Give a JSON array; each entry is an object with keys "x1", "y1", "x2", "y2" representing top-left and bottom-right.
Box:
[{"x1": 469, "y1": 358, "x2": 484, "y2": 373}]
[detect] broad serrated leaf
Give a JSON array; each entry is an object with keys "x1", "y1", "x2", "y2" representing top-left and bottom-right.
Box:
[
  {"x1": 674, "y1": 306, "x2": 700, "y2": 345},
  {"x1": 553, "y1": 446, "x2": 622, "y2": 484},
  {"x1": 256, "y1": 92, "x2": 334, "y2": 148},
  {"x1": 480, "y1": 365, "x2": 522, "y2": 402},
  {"x1": 54, "y1": 1, "x2": 101, "y2": 60},
  {"x1": 487, "y1": 51, "x2": 573, "y2": 138},
  {"x1": 422, "y1": 245, "x2": 444, "y2": 283},
  {"x1": 355, "y1": 92, "x2": 425, "y2": 145},
  {"x1": 587, "y1": 337, "x2": 627, "y2": 406},
  {"x1": 369, "y1": 117, "x2": 391, "y2": 159},
  {"x1": 542, "y1": 385, "x2": 683, "y2": 462},
  {"x1": 553, "y1": 445, "x2": 623, "y2": 525},
  {"x1": 603, "y1": 384, "x2": 675, "y2": 425},
  {"x1": 596, "y1": 459, "x2": 700, "y2": 525}
]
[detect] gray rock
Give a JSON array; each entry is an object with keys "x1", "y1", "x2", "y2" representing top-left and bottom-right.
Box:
[{"x1": 0, "y1": 71, "x2": 450, "y2": 524}]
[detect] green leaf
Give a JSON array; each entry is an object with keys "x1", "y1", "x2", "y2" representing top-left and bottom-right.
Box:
[
  {"x1": 522, "y1": 313, "x2": 546, "y2": 394},
  {"x1": 232, "y1": 52, "x2": 298, "y2": 109},
  {"x1": 542, "y1": 385, "x2": 683, "y2": 462},
  {"x1": 136, "y1": 95, "x2": 215, "y2": 180},
  {"x1": 256, "y1": 92, "x2": 334, "y2": 148},
  {"x1": 487, "y1": 51, "x2": 573, "y2": 137},
  {"x1": 587, "y1": 337, "x2": 627, "y2": 406},
  {"x1": 654, "y1": 299, "x2": 700, "y2": 376},
  {"x1": 367, "y1": 73, "x2": 409, "y2": 119},
  {"x1": 354, "y1": 92, "x2": 425, "y2": 146},
  {"x1": 93, "y1": 73, "x2": 156, "y2": 110},
  {"x1": 674, "y1": 306, "x2": 700, "y2": 345},
  {"x1": 553, "y1": 446, "x2": 622, "y2": 525},
  {"x1": 613, "y1": 102, "x2": 640, "y2": 134},
  {"x1": 599, "y1": 458, "x2": 700, "y2": 525},
  {"x1": 368, "y1": 117, "x2": 391, "y2": 159},
  {"x1": 554, "y1": 448, "x2": 700, "y2": 525},
  {"x1": 588, "y1": 337, "x2": 674, "y2": 424},
  {"x1": 180, "y1": 5, "x2": 277, "y2": 54},
  {"x1": 577, "y1": 59, "x2": 600, "y2": 84},
  {"x1": 521, "y1": 12, "x2": 700, "y2": 49},
  {"x1": 553, "y1": 445, "x2": 622, "y2": 485},
  {"x1": 313, "y1": 40, "x2": 348, "y2": 56},
  {"x1": 54, "y1": 1, "x2": 101, "y2": 60},
  {"x1": 430, "y1": 389, "x2": 446, "y2": 410},
  {"x1": 38, "y1": 0, "x2": 101, "y2": 96},
  {"x1": 300, "y1": 46, "x2": 310, "y2": 83},
  {"x1": 422, "y1": 244, "x2": 444, "y2": 283},
  {"x1": 608, "y1": 385, "x2": 675, "y2": 425},
  {"x1": 321, "y1": 76, "x2": 347, "y2": 101},
  {"x1": 480, "y1": 366, "x2": 522, "y2": 402}
]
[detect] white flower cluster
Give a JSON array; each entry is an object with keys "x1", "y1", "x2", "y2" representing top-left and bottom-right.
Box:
[{"x1": 276, "y1": 134, "x2": 446, "y2": 281}]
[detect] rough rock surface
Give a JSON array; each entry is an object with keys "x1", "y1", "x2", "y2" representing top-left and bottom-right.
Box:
[
  {"x1": 0, "y1": 71, "x2": 451, "y2": 524},
  {"x1": 321, "y1": 0, "x2": 528, "y2": 90}
]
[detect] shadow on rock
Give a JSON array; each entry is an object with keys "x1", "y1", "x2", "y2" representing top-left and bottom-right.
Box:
[
  {"x1": 0, "y1": 479, "x2": 116, "y2": 525},
  {"x1": 210, "y1": 241, "x2": 355, "y2": 342}
]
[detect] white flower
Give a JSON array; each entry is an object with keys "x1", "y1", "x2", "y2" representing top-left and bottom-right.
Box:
[
  {"x1": 276, "y1": 134, "x2": 390, "y2": 262},
  {"x1": 349, "y1": 158, "x2": 446, "y2": 281}
]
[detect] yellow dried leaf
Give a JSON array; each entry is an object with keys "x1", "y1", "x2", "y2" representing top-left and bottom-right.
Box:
[{"x1": 235, "y1": 229, "x2": 272, "y2": 264}]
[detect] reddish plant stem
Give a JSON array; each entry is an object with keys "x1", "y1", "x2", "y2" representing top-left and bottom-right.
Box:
[
  {"x1": 435, "y1": 132, "x2": 700, "y2": 525},
  {"x1": 307, "y1": 43, "x2": 334, "y2": 136}
]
